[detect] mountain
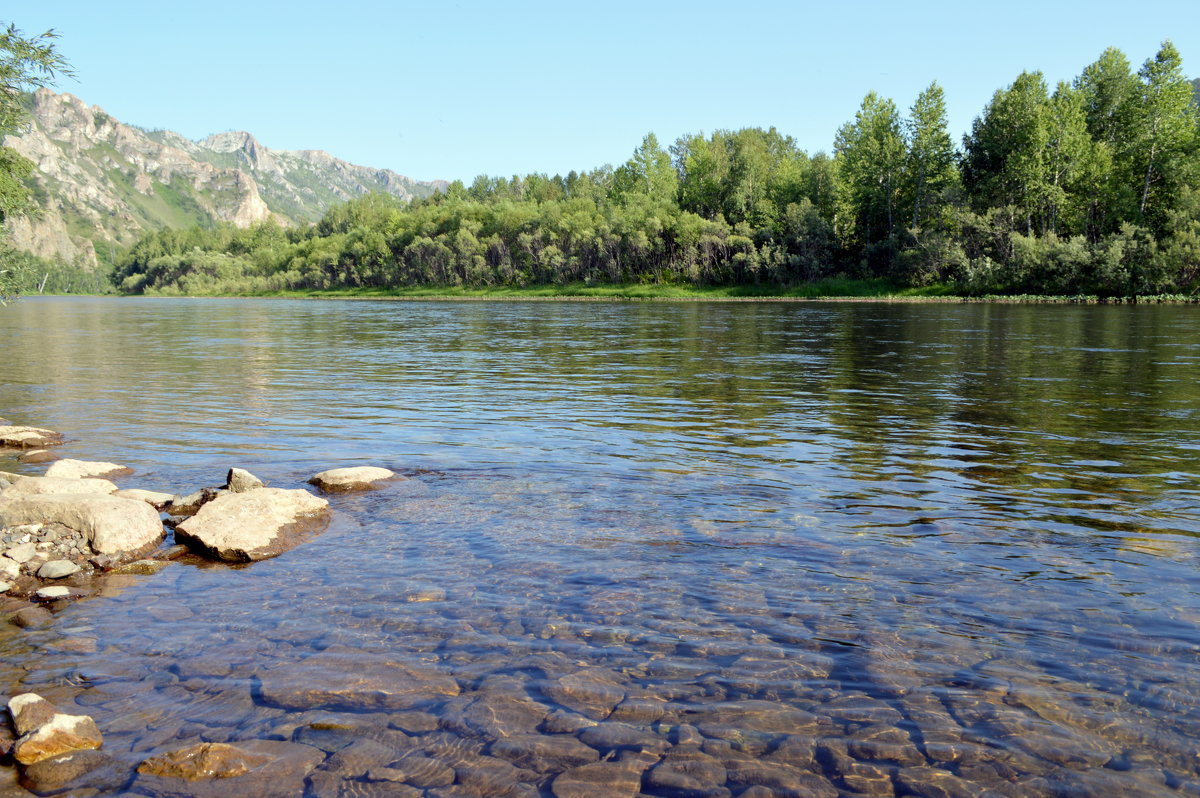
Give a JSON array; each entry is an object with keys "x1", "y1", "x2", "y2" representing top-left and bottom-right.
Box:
[{"x1": 2, "y1": 89, "x2": 445, "y2": 267}]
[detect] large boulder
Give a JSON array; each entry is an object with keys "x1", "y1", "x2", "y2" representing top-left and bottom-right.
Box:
[
  {"x1": 44, "y1": 459, "x2": 132, "y2": 479},
  {"x1": 308, "y1": 466, "x2": 397, "y2": 492},
  {"x1": 0, "y1": 493, "x2": 163, "y2": 557},
  {"x1": 7, "y1": 693, "x2": 104, "y2": 765},
  {"x1": 0, "y1": 426, "x2": 64, "y2": 449},
  {"x1": 0, "y1": 474, "x2": 118, "y2": 496},
  {"x1": 174, "y1": 488, "x2": 329, "y2": 561}
]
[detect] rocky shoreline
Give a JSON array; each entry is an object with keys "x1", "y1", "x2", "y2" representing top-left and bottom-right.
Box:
[{"x1": 0, "y1": 419, "x2": 399, "y2": 794}]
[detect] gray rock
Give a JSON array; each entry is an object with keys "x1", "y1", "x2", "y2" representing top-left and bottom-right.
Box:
[
  {"x1": 308, "y1": 466, "x2": 398, "y2": 492},
  {"x1": 0, "y1": 474, "x2": 118, "y2": 496},
  {"x1": 0, "y1": 492, "x2": 164, "y2": 557},
  {"x1": 165, "y1": 487, "x2": 224, "y2": 517},
  {"x1": 12, "y1": 606, "x2": 53, "y2": 627},
  {"x1": 45, "y1": 459, "x2": 132, "y2": 479},
  {"x1": 175, "y1": 488, "x2": 329, "y2": 561},
  {"x1": 0, "y1": 426, "x2": 64, "y2": 448},
  {"x1": 37, "y1": 559, "x2": 81, "y2": 579},
  {"x1": 5, "y1": 542, "x2": 37, "y2": 563},
  {"x1": 226, "y1": 467, "x2": 264, "y2": 493},
  {"x1": 113, "y1": 488, "x2": 175, "y2": 509}
]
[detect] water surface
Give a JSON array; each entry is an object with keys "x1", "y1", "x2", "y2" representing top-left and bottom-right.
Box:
[{"x1": 1, "y1": 297, "x2": 1199, "y2": 797}]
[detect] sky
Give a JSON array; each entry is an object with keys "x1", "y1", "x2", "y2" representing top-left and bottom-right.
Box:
[{"x1": 7, "y1": 1, "x2": 1200, "y2": 184}]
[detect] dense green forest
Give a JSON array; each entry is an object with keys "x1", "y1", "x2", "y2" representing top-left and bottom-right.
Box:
[{"x1": 111, "y1": 43, "x2": 1200, "y2": 298}]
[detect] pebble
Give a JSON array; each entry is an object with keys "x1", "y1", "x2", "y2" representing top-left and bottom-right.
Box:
[
  {"x1": 37, "y1": 560, "x2": 81, "y2": 579},
  {"x1": 35, "y1": 586, "x2": 71, "y2": 600}
]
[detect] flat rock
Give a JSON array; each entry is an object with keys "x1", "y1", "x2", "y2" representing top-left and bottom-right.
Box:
[
  {"x1": 113, "y1": 488, "x2": 176, "y2": 509},
  {"x1": 5, "y1": 541, "x2": 37, "y2": 563},
  {"x1": 685, "y1": 700, "x2": 820, "y2": 735},
  {"x1": 44, "y1": 459, "x2": 133, "y2": 479},
  {"x1": 544, "y1": 669, "x2": 627, "y2": 720},
  {"x1": 135, "y1": 740, "x2": 324, "y2": 798},
  {"x1": 0, "y1": 493, "x2": 163, "y2": 556},
  {"x1": 18, "y1": 449, "x2": 58, "y2": 464},
  {"x1": 0, "y1": 474, "x2": 118, "y2": 495},
  {"x1": 552, "y1": 758, "x2": 647, "y2": 798},
  {"x1": 226, "y1": 467, "x2": 264, "y2": 493},
  {"x1": 174, "y1": 488, "x2": 329, "y2": 561},
  {"x1": 19, "y1": 749, "x2": 130, "y2": 795},
  {"x1": 12, "y1": 605, "x2": 53, "y2": 627},
  {"x1": 491, "y1": 733, "x2": 599, "y2": 772},
  {"x1": 0, "y1": 426, "x2": 64, "y2": 449},
  {"x1": 257, "y1": 650, "x2": 460, "y2": 711},
  {"x1": 308, "y1": 466, "x2": 398, "y2": 492},
  {"x1": 37, "y1": 559, "x2": 81, "y2": 579}
]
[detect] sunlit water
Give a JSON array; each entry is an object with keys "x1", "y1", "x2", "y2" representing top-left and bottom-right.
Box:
[{"x1": 2, "y1": 297, "x2": 1199, "y2": 797}]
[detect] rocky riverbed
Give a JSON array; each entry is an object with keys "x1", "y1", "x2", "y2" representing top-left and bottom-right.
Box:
[{"x1": 2, "y1": 419, "x2": 1199, "y2": 797}]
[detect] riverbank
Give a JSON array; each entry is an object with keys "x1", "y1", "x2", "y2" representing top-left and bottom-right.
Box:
[{"x1": 102, "y1": 278, "x2": 1200, "y2": 303}]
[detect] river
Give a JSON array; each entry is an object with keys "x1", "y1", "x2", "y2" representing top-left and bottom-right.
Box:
[{"x1": 1, "y1": 297, "x2": 1198, "y2": 796}]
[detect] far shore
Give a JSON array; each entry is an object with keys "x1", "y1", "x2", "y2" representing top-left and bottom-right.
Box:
[{"x1": 23, "y1": 279, "x2": 1200, "y2": 305}]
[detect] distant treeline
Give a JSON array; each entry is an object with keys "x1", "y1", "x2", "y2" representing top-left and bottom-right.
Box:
[{"x1": 113, "y1": 44, "x2": 1200, "y2": 297}]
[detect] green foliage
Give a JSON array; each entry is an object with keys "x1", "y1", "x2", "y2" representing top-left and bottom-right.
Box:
[
  {"x1": 110, "y1": 42, "x2": 1200, "y2": 300},
  {"x1": 0, "y1": 21, "x2": 71, "y2": 302}
]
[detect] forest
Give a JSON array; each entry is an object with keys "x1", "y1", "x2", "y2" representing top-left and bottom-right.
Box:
[{"x1": 111, "y1": 43, "x2": 1200, "y2": 298}]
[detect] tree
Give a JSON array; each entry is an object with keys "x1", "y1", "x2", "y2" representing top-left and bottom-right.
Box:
[
  {"x1": 835, "y1": 91, "x2": 906, "y2": 254},
  {"x1": 612, "y1": 132, "x2": 677, "y2": 206},
  {"x1": 905, "y1": 81, "x2": 958, "y2": 230},
  {"x1": 0, "y1": 22, "x2": 72, "y2": 302},
  {"x1": 962, "y1": 72, "x2": 1052, "y2": 233},
  {"x1": 1130, "y1": 41, "x2": 1196, "y2": 225}
]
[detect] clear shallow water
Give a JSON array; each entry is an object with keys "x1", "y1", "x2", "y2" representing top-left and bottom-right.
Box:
[{"x1": 1, "y1": 297, "x2": 1199, "y2": 796}]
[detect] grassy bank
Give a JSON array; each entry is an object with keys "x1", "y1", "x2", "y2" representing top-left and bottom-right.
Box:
[
  {"x1": 136, "y1": 278, "x2": 1200, "y2": 303},
  {"x1": 209, "y1": 278, "x2": 955, "y2": 301}
]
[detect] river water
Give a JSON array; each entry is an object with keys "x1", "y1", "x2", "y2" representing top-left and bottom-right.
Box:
[{"x1": 1, "y1": 297, "x2": 1199, "y2": 797}]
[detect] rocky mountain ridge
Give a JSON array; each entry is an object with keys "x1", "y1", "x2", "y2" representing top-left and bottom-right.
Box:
[{"x1": 2, "y1": 89, "x2": 444, "y2": 267}]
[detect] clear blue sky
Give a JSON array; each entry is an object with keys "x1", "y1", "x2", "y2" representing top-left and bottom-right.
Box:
[{"x1": 8, "y1": 1, "x2": 1199, "y2": 183}]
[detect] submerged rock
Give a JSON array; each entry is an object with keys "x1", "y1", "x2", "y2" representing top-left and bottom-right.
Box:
[
  {"x1": 0, "y1": 426, "x2": 64, "y2": 449},
  {"x1": 174, "y1": 487, "x2": 330, "y2": 561},
  {"x1": 257, "y1": 650, "x2": 460, "y2": 711},
  {"x1": 0, "y1": 493, "x2": 164, "y2": 557},
  {"x1": 308, "y1": 466, "x2": 398, "y2": 492},
  {"x1": 17, "y1": 449, "x2": 57, "y2": 465},
  {"x1": 19, "y1": 750, "x2": 130, "y2": 795},
  {"x1": 44, "y1": 459, "x2": 132, "y2": 479},
  {"x1": 135, "y1": 740, "x2": 324, "y2": 798}
]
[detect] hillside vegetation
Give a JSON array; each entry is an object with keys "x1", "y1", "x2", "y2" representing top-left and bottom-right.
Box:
[{"x1": 113, "y1": 43, "x2": 1200, "y2": 298}]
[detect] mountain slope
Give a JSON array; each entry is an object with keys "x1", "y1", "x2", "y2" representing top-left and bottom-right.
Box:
[{"x1": 2, "y1": 89, "x2": 444, "y2": 267}]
